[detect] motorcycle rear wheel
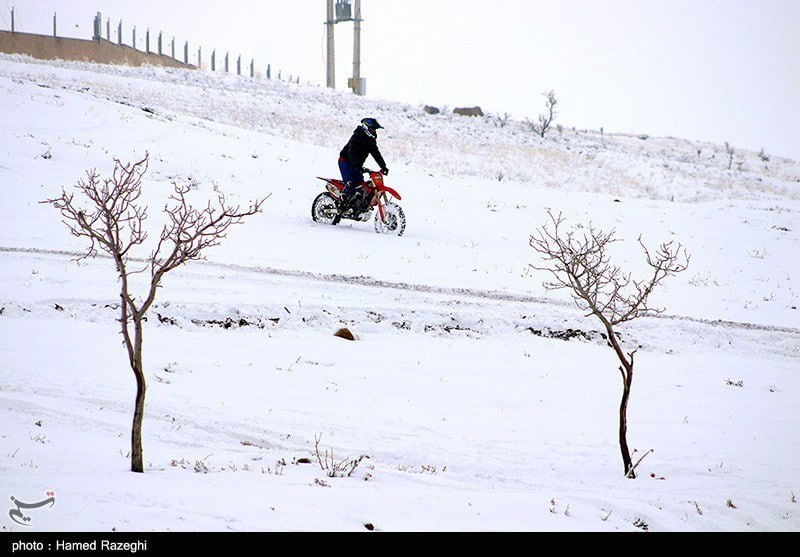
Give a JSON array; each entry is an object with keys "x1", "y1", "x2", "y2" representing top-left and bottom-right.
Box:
[
  {"x1": 311, "y1": 192, "x2": 339, "y2": 225},
  {"x1": 375, "y1": 202, "x2": 406, "y2": 236}
]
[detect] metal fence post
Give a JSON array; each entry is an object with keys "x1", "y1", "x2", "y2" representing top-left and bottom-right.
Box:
[
  {"x1": 158, "y1": 32, "x2": 162, "y2": 55},
  {"x1": 146, "y1": 29, "x2": 150, "y2": 53},
  {"x1": 250, "y1": 59, "x2": 254, "y2": 78},
  {"x1": 106, "y1": 18, "x2": 110, "y2": 41},
  {"x1": 225, "y1": 52, "x2": 229, "y2": 73},
  {"x1": 11, "y1": 7, "x2": 15, "y2": 33},
  {"x1": 198, "y1": 47, "x2": 202, "y2": 69},
  {"x1": 133, "y1": 26, "x2": 136, "y2": 49},
  {"x1": 267, "y1": 64, "x2": 271, "y2": 79},
  {"x1": 118, "y1": 21, "x2": 122, "y2": 45},
  {"x1": 53, "y1": 12, "x2": 57, "y2": 37},
  {"x1": 237, "y1": 55, "x2": 241, "y2": 75},
  {"x1": 211, "y1": 49, "x2": 216, "y2": 71},
  {"x1": 171, "y1": 37, "x2": 175, "y2": 58},
  {"x1": 184, "y1": 41, "x2": 188, "y2": 64}
]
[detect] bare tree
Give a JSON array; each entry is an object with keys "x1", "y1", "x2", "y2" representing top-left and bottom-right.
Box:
[
  {"x1": 529, "y1": 211, "x2": 689, "y2": 478},
  {"x1": 43, "y1": 153, "x2": 267, "y2": 473},
  {"x1": 526, "y1": 90, "x2": 558, "y2": 138}
]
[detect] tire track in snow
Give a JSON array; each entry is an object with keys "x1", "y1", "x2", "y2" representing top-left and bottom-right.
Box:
[{"x1": 3, "y1": 245, "x2": 799, "y2": 336}]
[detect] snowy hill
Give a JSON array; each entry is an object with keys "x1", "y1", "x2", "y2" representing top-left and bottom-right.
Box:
[{"x1": 1, "y1": 53, "x2": 799, "y2": 533}]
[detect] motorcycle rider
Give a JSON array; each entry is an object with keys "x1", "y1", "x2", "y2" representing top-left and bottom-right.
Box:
[{"x1": 338, "y1": 117, "x2": 389, "y2": 213}]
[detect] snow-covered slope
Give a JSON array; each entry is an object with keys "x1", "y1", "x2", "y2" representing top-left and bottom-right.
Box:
[{"x1": 1, "y1": 54, "x2": 798, "y2": 532}]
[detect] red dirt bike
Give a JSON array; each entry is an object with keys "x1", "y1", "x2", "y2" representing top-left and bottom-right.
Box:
[{"x1": 311, "y1": 168, "x2": 406, "y2": 236}]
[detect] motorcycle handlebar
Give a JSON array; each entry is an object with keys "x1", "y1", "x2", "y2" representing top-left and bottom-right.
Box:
[{"x1": 362, "y1": 168, "x2": 389, "y2": 176}]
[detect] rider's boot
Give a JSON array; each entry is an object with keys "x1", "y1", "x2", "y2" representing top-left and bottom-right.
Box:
[{"x1": 339, "y1": 182, "x2": 355, "y2": 214}]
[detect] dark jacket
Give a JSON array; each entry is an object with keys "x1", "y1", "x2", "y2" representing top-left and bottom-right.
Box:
[{"x1": 339, "y1": 126, "x2": 387, "y2": 172}]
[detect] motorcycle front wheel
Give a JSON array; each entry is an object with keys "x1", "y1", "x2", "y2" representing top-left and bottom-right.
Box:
[
  {"x1": 374, "y1": 202, "x2": 406, "y2": 236},
  {"x1": 311, "y1": 192, "x2": 339, "y2": 225}
]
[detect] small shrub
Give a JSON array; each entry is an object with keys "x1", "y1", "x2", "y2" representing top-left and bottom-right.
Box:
[{"x1": 314, "y1": 433, "x2": 369, "y2": 478}]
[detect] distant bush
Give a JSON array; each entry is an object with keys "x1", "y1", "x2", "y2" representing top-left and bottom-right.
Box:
[{"x1": 526, "y1": 90, "x2": 558, "y2": 138}]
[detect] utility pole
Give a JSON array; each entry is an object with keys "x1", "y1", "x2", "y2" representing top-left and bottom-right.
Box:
[
  {"x1": 352, "y1": 0, "x2": 362, "y2": 94},
  {"x1": 325, "y1": 0, "x2": 366, "y2": 95},
  {"x1": 326, "y1": 0, "x2": 335, "y2": 89}
]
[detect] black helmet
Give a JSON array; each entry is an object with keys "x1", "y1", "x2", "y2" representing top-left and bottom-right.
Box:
[{"x1": 360, "y1": 117, "x2": 383, "y2": 132}]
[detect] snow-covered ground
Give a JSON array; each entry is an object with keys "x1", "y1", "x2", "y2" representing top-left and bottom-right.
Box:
[{"x1": 1, "y1": 54, "x2": 798, "y2": 532}]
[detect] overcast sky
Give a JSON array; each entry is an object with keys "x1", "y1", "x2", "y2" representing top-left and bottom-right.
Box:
[{"x1": 6, "y1": 0, "x2": 799, "y2": 159}]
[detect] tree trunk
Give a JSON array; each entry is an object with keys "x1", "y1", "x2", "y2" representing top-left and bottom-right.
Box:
[
  {"x1": 605, "y1": 321, "x2": 635, "y2": 478},
  {"x1": 130, "y1": 318, "x2": 146, "y2": 473},
  {"x1": 619, "y1": 364, "x2": 635, "y2": 478}
]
